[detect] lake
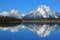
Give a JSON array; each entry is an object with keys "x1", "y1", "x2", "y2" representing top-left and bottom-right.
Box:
[{"x1": 0, "y1": 23, "x2": 60, "y2": 40}]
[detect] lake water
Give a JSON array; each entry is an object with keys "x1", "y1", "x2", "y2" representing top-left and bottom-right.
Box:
[{"x1": 0, "y1": 23, "x2": 60, "y2": 40}]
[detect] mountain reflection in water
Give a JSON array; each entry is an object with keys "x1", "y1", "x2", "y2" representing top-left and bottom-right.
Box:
[{"x1": 0, "y1": 23, "x2": 60, "y2": 37}]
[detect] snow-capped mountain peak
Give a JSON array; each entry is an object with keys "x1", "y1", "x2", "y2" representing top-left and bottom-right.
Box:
[
  {"x1": 0, "y1": 11, "x2": 10, "y2": 17},
  {"x1": 23, "y1": 5, "x2": 58, "y2": 19},
  {"x1": 10, "y1": 9, "x2": 19, "y2": 15},
  {"x1": 35, "y1": 5, "x2": 53, "y2": 18},
  {"x1": 0, "y1": 9, "x2": 22, "y2": 19},
  {"x1": 36, "y1": 5, "x2": 51, "y2": 13}
]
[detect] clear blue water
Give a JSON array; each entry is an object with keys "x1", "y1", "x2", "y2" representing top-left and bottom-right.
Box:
[{"x1": 0, "y1": 24, "x2": 60, "y2": 40}]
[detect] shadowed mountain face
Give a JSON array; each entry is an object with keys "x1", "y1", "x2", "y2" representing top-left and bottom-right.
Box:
[{"x1": 0, "y1": 16, "x2": 22, "y2": 27}]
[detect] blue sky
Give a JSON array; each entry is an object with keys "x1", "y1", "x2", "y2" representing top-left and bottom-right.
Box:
[{"x1": 0, "y1": 0, "x2": 60, "y2": 14}]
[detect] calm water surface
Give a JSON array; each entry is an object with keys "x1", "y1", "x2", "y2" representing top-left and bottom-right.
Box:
[{"x1": 0, "y1": 23, "x2": 60, "y2": 40}]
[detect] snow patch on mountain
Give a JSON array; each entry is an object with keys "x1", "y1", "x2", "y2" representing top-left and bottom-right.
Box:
[
  {"x1": 23, "y1": 5, "x2": 58, "y2": 19},
  {"x1": 0, "y1": 9, "x2": 22, "y2": 19}
]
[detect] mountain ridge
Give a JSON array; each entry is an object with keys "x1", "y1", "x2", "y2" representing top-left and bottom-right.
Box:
[{"x1": 0, "y1": 5, "x2": 60, "y2": 19}]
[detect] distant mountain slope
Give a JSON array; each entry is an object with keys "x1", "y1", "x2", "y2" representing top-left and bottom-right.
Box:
[
  {"x1": 23, "y1": 5, "x2": 58, "y2": 19},
  {"x1": 0, "y1": 9, "x2": 22, "y2": 19},
  {"x1": 0, "y1": 5, "x2": 60, "y2": 19}
]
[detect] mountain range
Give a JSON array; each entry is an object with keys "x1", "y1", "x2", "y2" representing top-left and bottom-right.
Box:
[
  {"x1": 23, "y1": 5, "x2": 59, "y2": 19},
  {"x1": 0, "y1": 5, "x2": 60, "y2": 19}
]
